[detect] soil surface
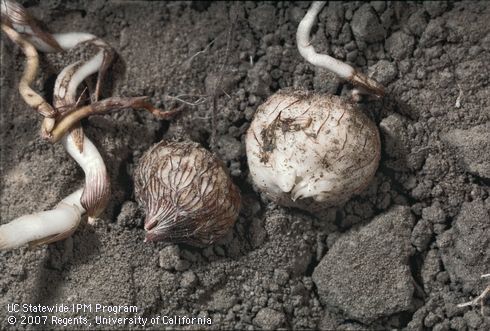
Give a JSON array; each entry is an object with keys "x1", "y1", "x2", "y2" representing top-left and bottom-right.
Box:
[{"x1": 1, "y1": 1, "x2": 489, "y2": 330}]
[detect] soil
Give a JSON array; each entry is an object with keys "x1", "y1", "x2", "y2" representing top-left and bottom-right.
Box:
[{"x1": 1, "y1": 1, "x2": 489, "y2": 330}]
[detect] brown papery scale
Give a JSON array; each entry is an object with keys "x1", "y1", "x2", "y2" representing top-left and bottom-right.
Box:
[{"x1": 134, "y1": 141, "x2": 241, "y2": 246}]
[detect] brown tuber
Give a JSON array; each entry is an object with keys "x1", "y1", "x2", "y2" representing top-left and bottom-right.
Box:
[{"x1": 134, "y1": 141, "x2": 241, "y2": 246}]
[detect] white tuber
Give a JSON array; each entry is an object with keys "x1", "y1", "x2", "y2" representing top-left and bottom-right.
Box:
[
  {"x1": 297, "y1": 1, "x2": 384, "y2": 97},
  {"x1": 245, "y1": 1, "x2": 384, "y2": 211},
  {"x1": 0, "y1": 189, "x2": 85, "y2": 250},
  {"x1": 246, "y1": 90, "x2": 380, "y2": 211}
]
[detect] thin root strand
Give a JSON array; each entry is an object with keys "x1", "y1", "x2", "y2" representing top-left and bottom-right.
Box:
[
  {"x1": 1, "y1": 23, "x2": 57, "y2": 118},
  {"x1": 48, "y1": 97, "x2": 183, "y2": 142},
  {"x1": 458, "y1": 274, "x2": 490, "y2": 316}
]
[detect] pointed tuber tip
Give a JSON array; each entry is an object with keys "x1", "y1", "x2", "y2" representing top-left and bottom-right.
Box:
[
  {"x1": 87, "y1": 216, "x2": 97, "y2": 225},
  {"x1": 349, "y1": 71, "x2": 385, "y2": 99}
]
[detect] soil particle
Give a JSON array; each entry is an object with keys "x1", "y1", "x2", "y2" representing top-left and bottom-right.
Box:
[
  {"x1": 249, "y1": 4, "x2": 277, "y2": 34},
  {"x1": 158, "y1": 245, "x2": 190, "y2": 271},
  {"x1": 424, "y1": 310, "x2": 443, "y2": 327},
  {"x1": 116, "y1": 201, "x2": 141, "y2": 228},
  {"x1": 406, "y1": 10, "x2": 428, "y2": 36},
  {"x1": 312, "y1": 206, "x2": 415, "y2": 324},
  {"x1": 450, "y1": 316, "x2": 466, "y2": 330},
  {"x1": 323, "y1": 2, "x2": 344, "y2": 39},
  {"x1": 441, "y1": 123, "x2": 490, "y2": 179},
  {"x1": 422, "y1": 202, "x2": 446, "y2": 224},
  {"x1": 273, "y1": 268, "x2": 289, "y2": 286},
  {"x1": 438, "y1": 200, "x2": 490, "y2": 293},
  {"x1": 424, "y1": 2, "x2": 450, "y2": 19},
  {"x1": 464, "y1": 310, "x2": 483, "y2": 329},
  {"x1": 369, "y1": 59, "x2": 398, "y2": 85},
  {"x1": 379, "y1": 114, "x2": 410, "y2": 167},
  {"x1": 411, "y1": 219, "x2": 433, "y2": 252},
  {"x1": 337, "y1": 22, "x2": 353, "y2": 45},
  {"x1": 371, "y1": 1, "x2": 386, "y2": 14},
  {"x1": 208, "y1": 289, "x2": 238, "y2": 312},
  {"x1": 215, "y1": 135, "x2": 242, "y2": 162},
  {"x1": 434, "y1": 320, "x2": 451, "y2": 331},
  {"x1": 180, "y1": 270, "x2": 198, "y2": 289},
  {"x1": 386, "y1": 31, "x2": 415, "y2": 60},
  {"x1": 421, "y1": 249, "x2": 442, "y2": 292},
  {"x1": 420, "y1": 18, "x2": 447, "y2": 47},
  {"x1": 351, "y1": 4, "x2": 385, "y2": 44},
  {"x1": 253, "y1": 307, "x2": 286, "y2": 330}
]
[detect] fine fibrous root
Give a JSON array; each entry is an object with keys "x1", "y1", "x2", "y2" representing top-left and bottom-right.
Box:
[
  {"x1": 46, "y1": 97, "x2": 182, "y2": 143},
  {"x1": 458, "y1": 274, "x2": 490, "y2": 315},
  {"x1": 296, "y1": 1, "x2": 384, "y2": 98},
  {"x1": 1, "y1": 23, "x2": 57, "y2": 125}
]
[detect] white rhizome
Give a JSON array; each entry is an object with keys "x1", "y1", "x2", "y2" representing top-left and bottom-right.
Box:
[
  {"x1": 0, "y1": 0, "x2": 174, "y2": 249},
  {"x1": 0, "y1": 0, "x2": 111, "y2": 249}
]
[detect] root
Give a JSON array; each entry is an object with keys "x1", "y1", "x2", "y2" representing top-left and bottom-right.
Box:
[
  {"x1": 183, "y1": 38, "x2": 216, "y2": 66},
  {"x1": 296, "y1": 1, "x2": 384, "y2": 98},
  {"x1": 165, "y1": 94, "x2": 207, "y2": 106},
  {"x1": 47, "y1": 97, "x2": 182, "y2": 143},
  {"x1": 0, "y1": 189, "x2": 84, "y2": 250},
  {"x1": 458, "y1": 274, "x2": 490, "y2": 316},
  {"x1": 1, "y1": 23, "x2": 57, "y2": 118}
]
